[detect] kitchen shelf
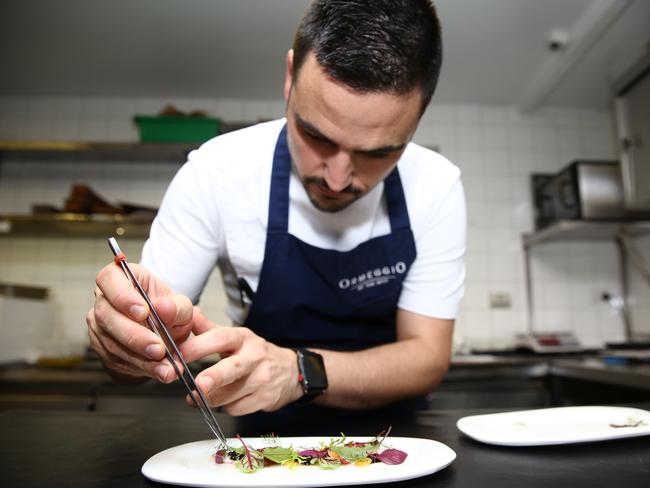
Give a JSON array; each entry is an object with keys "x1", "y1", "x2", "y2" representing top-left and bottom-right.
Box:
[
  {"x1": 0, "y1": 213, "x2": 152, "y2": 239},
  {"x1": 523, "y1": 220, "x2": 650, "y2": 248},
  {"x1": 0, "y1": 141, "x2": 199, "y2": 163},
  {"x1": 0, "y1": 122, "x2": 257, "y2": 163},
  {"x1": 522, "y1": 219, "x2": 650, "y2": 344}
]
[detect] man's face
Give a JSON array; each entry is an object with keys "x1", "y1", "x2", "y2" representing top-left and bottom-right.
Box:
[{"x1": 283, "y1": 51, "x2": 423, "y2": 213}]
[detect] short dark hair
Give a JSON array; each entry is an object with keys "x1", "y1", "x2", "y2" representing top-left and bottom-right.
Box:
[{"x1": 292, "y1": 0, "x2": 443, "y2": 112}]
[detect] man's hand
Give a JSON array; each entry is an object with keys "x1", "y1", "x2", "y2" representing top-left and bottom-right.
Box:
[
  {"x1": 86, "y1": 261, "x2": 195, "y2": 383},
  {"x1": 179, "y1": 313, "x2": 303, "y2": 416}
]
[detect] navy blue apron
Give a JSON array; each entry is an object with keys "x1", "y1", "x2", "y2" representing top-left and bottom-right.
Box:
[{"x1": 243, "y1": 124, "x2": 417, "y2": 352}]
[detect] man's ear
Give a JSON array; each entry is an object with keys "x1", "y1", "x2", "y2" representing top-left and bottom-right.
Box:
[{"x1": 284, "y1": 49, "x2": 294, "y2": 102}]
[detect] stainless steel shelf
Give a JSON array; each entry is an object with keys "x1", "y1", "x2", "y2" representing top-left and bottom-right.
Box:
[
  {"x1": 0, "y1": 141, "x2": 198, "y2": 163},
  {"x1": 0, "y1": 122, "x2": 256, "y2": 163},
  {"x1": 523, "y1": 220, "x2": 650, "y2": 248},
  {"x1": 0, "y1": 213, "x2": 152, "y2": 239}
]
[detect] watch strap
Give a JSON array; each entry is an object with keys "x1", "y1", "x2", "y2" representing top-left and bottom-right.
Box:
[{"x1": 295, "y1": 348, "x2": 327, "y2": 403}]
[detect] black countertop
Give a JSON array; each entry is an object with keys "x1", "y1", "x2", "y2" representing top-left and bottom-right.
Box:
[
  {"x1": 1, "y1": 404, "x2": 649, "y2": 487},
  {"x1": 550, "y1": 358, "x2": 650, "y2": 391},
  {"x1": 3, "y1": 354, "x2": 649, "y2": 388},
  {"x1": 2, "y1": 355, "x2": 650, "y2": 486},
  {"x1": 2, "y1": 354, "x2": 649, "y2": 413}
]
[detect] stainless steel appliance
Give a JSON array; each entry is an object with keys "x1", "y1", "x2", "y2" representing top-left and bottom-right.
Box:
[
  {"x1": 532, "y1": 160, "x2": 650, "y2": 230},
  {"x1": 614, "y1": 50, "x2": 650, "y2": 211}
]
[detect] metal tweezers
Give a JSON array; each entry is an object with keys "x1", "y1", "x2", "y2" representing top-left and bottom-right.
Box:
[{"x1": 107, "y1": 237, "x2": 228, "y2": 448}]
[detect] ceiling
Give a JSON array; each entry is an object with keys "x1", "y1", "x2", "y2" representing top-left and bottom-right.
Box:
[{"x1": 1, "y1": 0, "x2": 649, "y2": 111}]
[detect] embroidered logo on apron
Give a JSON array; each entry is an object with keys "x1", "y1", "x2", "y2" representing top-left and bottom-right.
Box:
[{"x1": 338, "y1": 261, "x2": 407, "y2": 292}]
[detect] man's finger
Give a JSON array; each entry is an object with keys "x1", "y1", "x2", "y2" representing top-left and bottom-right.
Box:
[
  {"x1": 185, "y1": 378, "x2": 245, "y2": 409},
  {"x1": 179, "y1": 326, "x2": 245, "y2": 363},
  {"x1": 152, "y1": 294, "x2": 194, "y2": 332},
  {"x1": 191, "y1": 307, "x2": 216, "y2": 336},
  {"x1": 95, "y1": 262, "x2": 150, "y2": 321},
  {"x1": 222, "y1": 393, "x2": 261, "y2": 417},
  {"x1": 88, "y1": 324, "x2": 152, "y2": 379},
  {"x1": 94, "y1": 294, "x2": 165, "y2": 361},
  {"x1": 92, "y1": 325, "x2": 176, "y2": 382},
  {"x1": 193, "y1": 355, "x2": 252, "y2": 405},
  {"x1": 186, "y1": 389, "x2": 259, "y2": 417}
]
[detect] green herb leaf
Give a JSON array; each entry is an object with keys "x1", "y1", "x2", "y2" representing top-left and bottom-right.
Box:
[
  {"x1": 261, "y1": 446, "x2": 297, "y2": 464},
  {"x1": 329, "y1": 444, "x2": 378, "y2": 462}
]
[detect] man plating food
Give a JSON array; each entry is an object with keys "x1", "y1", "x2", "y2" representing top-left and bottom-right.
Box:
[{"x1": 87, "y1": 0, "x2": 465, "y2": 415}]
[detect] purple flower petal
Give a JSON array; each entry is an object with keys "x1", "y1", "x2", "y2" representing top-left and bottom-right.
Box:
[
  {"x1": 298, "y1": 449, "x2": 328, "y2": 458},
  {"x1": 373, "y1": 448, "x2": 408, "y2": 465}
]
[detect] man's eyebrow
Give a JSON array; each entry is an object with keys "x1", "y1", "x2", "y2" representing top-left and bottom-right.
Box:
[
  {"x1": 357, "y1": 143, "x2": 406, "y2": 156},
  {"x1": 294, "y1": 112, "x2": 406, "y2": 155},
  {"x1": 294, "y1": 113, "x2": 335, "y2": 144}
]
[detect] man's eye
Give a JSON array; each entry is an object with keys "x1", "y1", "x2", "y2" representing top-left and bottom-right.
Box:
[
  {"x1": 306, "y1": 131, "x2": 335, "y2": 147},
  {"x1": 363, "y1": 152, "x2": 391, "y2": 160}
]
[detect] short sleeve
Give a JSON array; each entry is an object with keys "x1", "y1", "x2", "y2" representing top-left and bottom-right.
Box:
[
  {"x1": 397, "y1": 171, "x2": 466, "y2": 319},
  {"x1": 141, "y1": 149, "x2": 225, "y2": 303}
]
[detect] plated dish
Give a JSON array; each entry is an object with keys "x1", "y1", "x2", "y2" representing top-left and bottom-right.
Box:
[
  {"x1": 141, "y1": 435, "x2": 456, "y2": 487},
  {"x1": 456, "y1": 405, "x2": 650, "y2": 446}
]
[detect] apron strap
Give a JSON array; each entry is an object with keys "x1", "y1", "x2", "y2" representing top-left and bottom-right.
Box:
[
  {"x1": 267, "y1": 124, "x2": 291, "y2": 233},
  {"x1": 383, "y1": 167, "x2": 412, "y2": 232}
]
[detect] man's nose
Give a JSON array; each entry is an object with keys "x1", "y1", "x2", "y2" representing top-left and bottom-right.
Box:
[{"x1": 324, "y1": 151, "x2": 353, "y2": 192}]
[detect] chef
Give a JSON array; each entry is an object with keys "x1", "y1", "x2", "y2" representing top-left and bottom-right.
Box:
[{"x1": 87, "y1": 0, "x2": 465, "y2": 415}]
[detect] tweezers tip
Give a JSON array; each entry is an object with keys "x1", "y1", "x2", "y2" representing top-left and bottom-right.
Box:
[{"x1": 107, "y1": 236, "x2": 121, "y2": 256}]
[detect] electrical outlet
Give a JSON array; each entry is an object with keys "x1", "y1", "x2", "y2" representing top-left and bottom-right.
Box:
[{"x1": 489, "y1": 292, "x2": 511, "y2": 308}]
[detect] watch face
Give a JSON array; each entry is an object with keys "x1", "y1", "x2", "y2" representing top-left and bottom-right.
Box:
[{"x1": 299, "y1": 351, "x2": 328, "y2": 390}]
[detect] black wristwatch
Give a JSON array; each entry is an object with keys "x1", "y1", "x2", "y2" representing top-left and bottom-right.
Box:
[{"x1": 295, "y1": 349, "x2": 328, "y2": 402}]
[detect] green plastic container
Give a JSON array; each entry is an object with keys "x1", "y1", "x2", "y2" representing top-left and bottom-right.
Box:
[{"x1": 134, "y1": 115, "x2": 221, "y2": 143}]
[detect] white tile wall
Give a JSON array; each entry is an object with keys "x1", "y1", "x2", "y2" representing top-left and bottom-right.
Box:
[
  {"x1": 0, "y1": 95, "x2": 646, "y2": 354},
  {"x1": 415, "y1": 103, "x2": 637, "y2": 349}
]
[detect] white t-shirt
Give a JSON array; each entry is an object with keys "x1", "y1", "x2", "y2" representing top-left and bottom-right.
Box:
[{"x1": 141, "y1": 119, "x2": 466, "y2": 325}]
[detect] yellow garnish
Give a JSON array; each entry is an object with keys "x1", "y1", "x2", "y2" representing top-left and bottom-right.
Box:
[
  {"x1": 281, "y1": 460, "x2": 300, "y2": 470},
  {"x1": 327, "y1": 449, "x2": 340, "y2": 460},
  {"x1": 355, "y1": 458, "x2": 372, "y2": 467}
]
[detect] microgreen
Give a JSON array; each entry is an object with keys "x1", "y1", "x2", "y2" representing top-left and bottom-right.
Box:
[
  {"x1": 261, "y1": 433, "x2": 281, "y2": 447},
  {"x1": 233, "y1": 435, "x2": 264, "y2": 473},
  {"x1": 213, "y1": 427, "x2": 407, "y2": 473},
  {"x1": 328, "y1": 443, "x2": 379, "y2": 462},
  {"x1": 261, "y1": 446, "x2": 304, "y2": 465}
]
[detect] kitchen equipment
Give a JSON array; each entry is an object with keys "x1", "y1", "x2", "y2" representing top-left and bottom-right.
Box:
[
  {"x1": 515, "y1": 332, "x2": 583, "y2": 353},
  {"x1": 614, "y1": 49, "x2": 650, "y2": 210},
  {"x1": 600, "y1": 349, "x2": 650, "y2": 364},
  {"x1": 532, "y1": 160, "x2": 650, "y2": 230},
  {"x1": 107, "y1": 237, "x2": 227, "y2": 448},
  {"x1": 0, "y1": 283, "x2": 55, "y2": 364}
]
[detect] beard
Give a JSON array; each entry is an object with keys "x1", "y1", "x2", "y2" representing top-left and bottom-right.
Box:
[{"x1": 301, "y1": 176, "x2": 364, "y2": 213}]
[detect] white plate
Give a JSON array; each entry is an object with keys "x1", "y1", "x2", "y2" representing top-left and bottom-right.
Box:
[
  {"x1": 457, "y1": 406, "x2": 650, "y2": 446},
  {"x1": 142, "y1": 436, "x2": 456, "y2": 487}
]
